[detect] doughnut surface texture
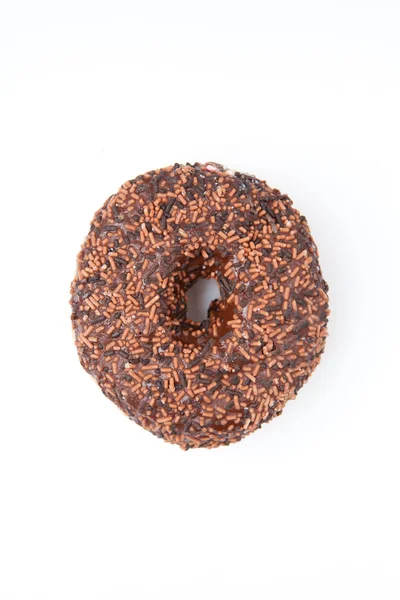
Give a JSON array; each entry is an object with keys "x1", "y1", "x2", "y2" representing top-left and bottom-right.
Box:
[{"x1": 71, "y1": 162, "x2": 329, "y2": 449}]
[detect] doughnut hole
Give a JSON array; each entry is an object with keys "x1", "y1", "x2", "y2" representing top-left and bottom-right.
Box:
[
  {"x1": 186, "y1": 277, "x2": 221, "y2": 323},
  {"x1": 168, "y1": 252, "x2": 236, "y2": 347}
]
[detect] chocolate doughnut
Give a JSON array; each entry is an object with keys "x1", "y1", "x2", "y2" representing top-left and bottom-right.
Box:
[{"x1": 71, "y1": 162, "x2": 329, "y2": 449}]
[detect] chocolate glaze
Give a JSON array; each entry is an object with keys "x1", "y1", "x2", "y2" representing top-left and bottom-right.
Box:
[{"x1": 71, "y1": 162, "x2": 329, "y2": 449}]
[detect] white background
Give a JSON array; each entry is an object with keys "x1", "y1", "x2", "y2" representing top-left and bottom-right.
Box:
[{"x1": 1, "y1": 1, "x2": 399, "y2": 598}]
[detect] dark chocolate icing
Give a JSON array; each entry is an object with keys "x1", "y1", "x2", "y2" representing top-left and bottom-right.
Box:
[{"x1": 71, "y1": 162, "x2": 329, "y2": 449}]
